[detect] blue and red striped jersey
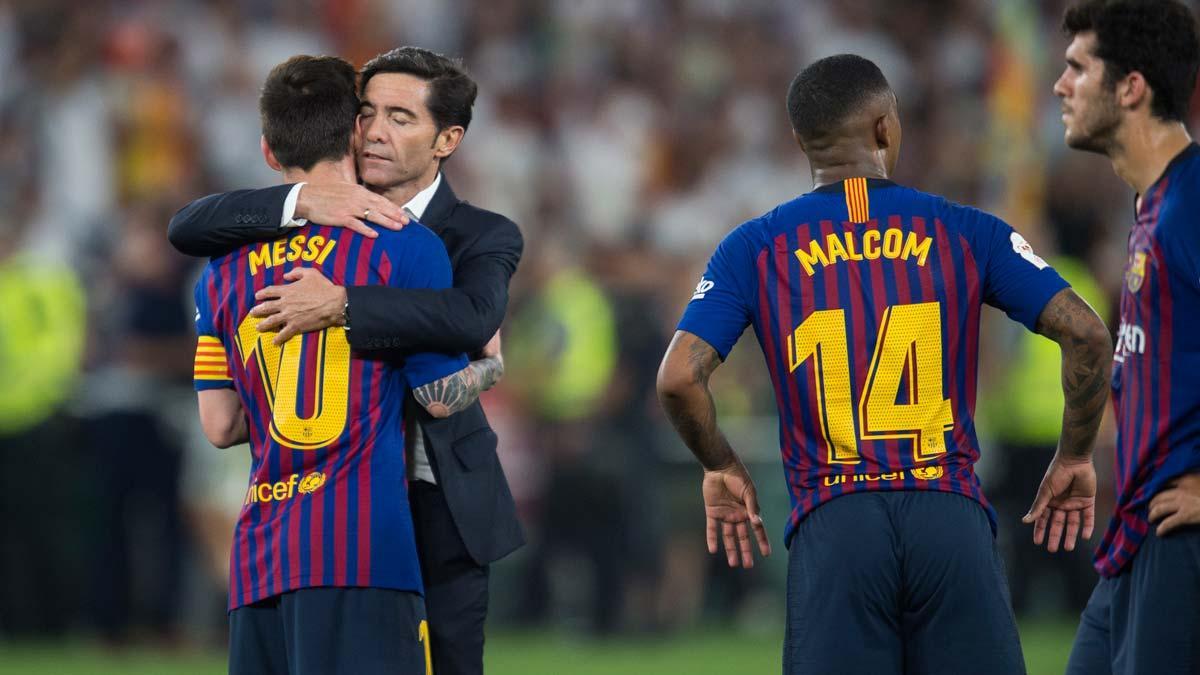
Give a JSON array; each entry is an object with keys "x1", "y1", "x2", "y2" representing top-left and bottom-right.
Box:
[
  {"x1": 1098, "y1": 143, "x2": 1200, "y2": 577},
  {"x1": 193, "y1": 222, "x2": 467, "y2": 610},
  {"x1": 678, "y1": 177, "x2": 1068, "y2": 545}
]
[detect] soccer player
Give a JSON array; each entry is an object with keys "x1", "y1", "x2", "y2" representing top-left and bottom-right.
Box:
[
  {"x1": 1053, "y1": 2, "x2": 1200, "y2": 672},
  {"x1": 657, "y1": 54, "x2": 1112, "y2": 674},
  {"x1": 171, "y1": 48, "x2": 522, "y2": 675},
  {"x1": 193, "y1": 55, "x2": 495, "y2": 675}
]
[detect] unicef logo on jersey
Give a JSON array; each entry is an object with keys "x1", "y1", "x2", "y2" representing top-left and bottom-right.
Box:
[{"x1": 692, "y1": 276, "x2": 715, "y2": 300}]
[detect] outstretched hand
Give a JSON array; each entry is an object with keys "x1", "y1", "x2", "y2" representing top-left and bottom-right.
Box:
[
  {"x1": 703, "y1": 463, "x2": 771, "y2": 568},
  {"x1": 1022, "y1": 455, "x2": 1097, "y2": 553}
]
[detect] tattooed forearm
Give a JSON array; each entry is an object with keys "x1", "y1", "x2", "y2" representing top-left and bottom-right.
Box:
[
  {"x1": 413, "y1": 355, "x2": 504, "y2": 418},
  {"x1": 657, "y1": 331, "x2": 739, "y2": 471},
  {"x1": 1035, "y1": 288, "x2": 1113, "y2": 459}
]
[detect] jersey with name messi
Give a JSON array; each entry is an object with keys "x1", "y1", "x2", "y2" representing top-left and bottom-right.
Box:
[
  {"x1": 193, "y1": 222, "x2": 467, "y2": 610},
  {"x1": 1097, "y1": 143, "x2": 1200, "y2": 578},
  {"x1": 678, "y1": 178, "x2": 1068, "y2": 545}
]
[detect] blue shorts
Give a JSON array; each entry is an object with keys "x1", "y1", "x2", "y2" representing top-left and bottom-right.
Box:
[
  {"x1": 229, "y1": 587, "x2": 429, "y2": 675},
  {"x1": 784, "y1": 491, "x2": 1024, "y2": 675},
  {"x1": 1066, "y1": 526, "x2": 1200, "y2": 675}
]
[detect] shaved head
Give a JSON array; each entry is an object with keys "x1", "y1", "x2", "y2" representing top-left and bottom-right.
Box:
[
  {"x1": 787, "y1": 54, "x2": 895, "y2": 146},
  {"x1": 786, "y1": 54, "x2": 903, "y2": 180}
]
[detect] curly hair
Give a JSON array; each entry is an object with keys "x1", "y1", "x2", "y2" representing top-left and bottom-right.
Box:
[{"x1": 1064, "y1": 0, "x2": 1200, "y2": 121}]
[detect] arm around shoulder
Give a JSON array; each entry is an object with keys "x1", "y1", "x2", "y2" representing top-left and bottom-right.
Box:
[
  {"x1": 168, "y1": 184, "x2": 295, "y2": 257},
  {"x1": 345, "y1": 213, "x2": 524, "y2": 353}
]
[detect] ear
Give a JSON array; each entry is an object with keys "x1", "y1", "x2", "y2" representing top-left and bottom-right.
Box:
[
  {"x1": 1117, "y1": 71, "x2": 1150, "y2": 111},
  {"x1": 261, "y1": 136, "x2": 283, "y2": 172},
  {"x1": 432, "y1": 125, "x2": 466, "y2": 160},
  {"x1": 353, "y1": 114, "x2": 365, "y2": 151},
  {"x1": 874, "y1": 114, "x2": 892, "y2": 150}
]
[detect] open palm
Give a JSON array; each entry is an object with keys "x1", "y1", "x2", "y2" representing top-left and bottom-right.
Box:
[
  {"x1": 702, "y1": 465, "x2": 771, "y2": 568},
  {"x1": 1023, "y1": 457, "x2": 1096, "y2": 553}
]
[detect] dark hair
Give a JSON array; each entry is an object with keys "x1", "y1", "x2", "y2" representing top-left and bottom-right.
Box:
[
  {"x1": 259, "y1": 55, "x2": 358, "y2": 171},
  {"x1": 1063, "y1": 0, "x2": 1200, "y2": 121},
  {"x1": 360, "y1": 46, "x2": 477, "y2": 132},
  {"x1": 787, "y1": 54, "x2": 893, "y2": 143}
]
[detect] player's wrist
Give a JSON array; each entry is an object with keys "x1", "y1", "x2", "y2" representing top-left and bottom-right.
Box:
[
  {"x1": 702, "y1": 454, "x2": 743, "y2": 474},
  {"x1": 1052, "y1": 450, "x2": 1093, "y2": 465}
]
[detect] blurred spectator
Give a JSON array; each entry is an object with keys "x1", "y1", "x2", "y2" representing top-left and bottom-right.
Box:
[
  {"x1": 0, "y1": 202, "x2": 87, "y2": 636},
  {"x1": 75, "y1": 200, "x2": 194, "y2": 644}
]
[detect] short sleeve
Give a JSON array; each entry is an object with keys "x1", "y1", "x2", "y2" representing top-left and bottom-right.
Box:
[
  {"x1": 383, "y1": 225, "x2": 470, "y2": 384},
  {"x1": 974, "y1": 213, "x2": 1069, "y2": 331},
  {"x1": 676, "y1": 226, "x2": 758, "y2": 359},
  {"x1": 193, "y1": 270, "x2": 234, "y2": 391}
]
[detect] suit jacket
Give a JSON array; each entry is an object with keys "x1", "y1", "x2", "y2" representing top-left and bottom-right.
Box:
[{"x1": 168, "y1": 178, "x2": 525, "y2": 565}]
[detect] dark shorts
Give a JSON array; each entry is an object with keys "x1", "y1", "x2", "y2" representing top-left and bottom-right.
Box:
[
  {"x1": 784, "y1": 491, "x2": 1024, "y2": 675},
  {"x1": 1066, "y1": 527, "x2": 1200, "y2": 675},
  {"x1": 229, "y1": 587, "x2": 429, "y2": 675}
]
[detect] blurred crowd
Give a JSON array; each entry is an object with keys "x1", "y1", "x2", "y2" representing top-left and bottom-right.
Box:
[{"x1": 0, "y1": 0, "x2": 1191, "y2": 648}]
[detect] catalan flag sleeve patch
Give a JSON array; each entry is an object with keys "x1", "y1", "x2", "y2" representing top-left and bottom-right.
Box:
[{"x1": 194, "y1": 335, "x2": 234, "y2": 390}]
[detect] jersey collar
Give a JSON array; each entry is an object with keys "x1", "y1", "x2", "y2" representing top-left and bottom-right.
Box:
[
  {"x1": 811, "y1": 177, "x2": 898, "y2": 193},
  {"x1": 1136, "y1": 143, "x2": 1199, "y2": 219}
]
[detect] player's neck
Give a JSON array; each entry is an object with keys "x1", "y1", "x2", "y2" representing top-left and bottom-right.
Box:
[
  {"x1": 376, "y1": 164, "x2": 440, "y2": 211},
  {"x1": 281, "y1": 156, "x2": 357, "y2": 185},
  {"x1": 1109, "y1": 119, "x2": 1192, "y2": 197},
  {"x1": 808, "y1": 149, "x2": 889, "y2": 189}
]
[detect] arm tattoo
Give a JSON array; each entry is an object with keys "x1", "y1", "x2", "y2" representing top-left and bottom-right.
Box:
[
  {"x1": 658, "y1": 331, "x2": 739, "y2": 471},
  {"x1": 1035, "y1": 289, "x2": 1113, "y2": 459},
  {"x1": 687, "y1": 334, "x2": 721, "y2": 383},
  {"x1": 413, "y1": 355, "x2": 504, "y2": 418}
]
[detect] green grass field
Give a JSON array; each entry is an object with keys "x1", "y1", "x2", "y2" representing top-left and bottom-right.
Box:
[{"x1": 0, "y1": 620, "x2": 1077, "y2": 674}]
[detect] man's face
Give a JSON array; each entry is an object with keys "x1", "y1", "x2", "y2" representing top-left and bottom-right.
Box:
[
  {"x1": 356, "y1": 73, "x2": 441, "y2": 192},
  {"x1": 1054, "y1": 32, "x2": 1123, "y2": 154}
]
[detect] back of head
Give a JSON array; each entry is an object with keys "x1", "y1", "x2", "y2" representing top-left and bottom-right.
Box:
[
  {"x1": 361, "y1": 46, "x2": 477, "y2": 133},
  {"x1": 259, "y1": 55, "x2": 358, "y2": 171},
  {"x1": 787, "y1": 54, "x2": 894, "y2": 147},
  {"x1": 1063, "y1": 0, "x2": 1200, "y2": 122}
]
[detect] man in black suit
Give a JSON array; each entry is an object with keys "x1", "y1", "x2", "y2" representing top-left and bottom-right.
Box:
[{"x1": 168, "y1": 47, "x2": 523, "y2": 675}]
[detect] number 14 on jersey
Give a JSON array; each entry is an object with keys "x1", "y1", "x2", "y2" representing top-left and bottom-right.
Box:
[{"x1": 786, "y1": 301, "x2": 955, "y2": 466}]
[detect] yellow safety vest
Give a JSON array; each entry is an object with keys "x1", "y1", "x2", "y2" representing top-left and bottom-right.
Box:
[{"x1": 0, "y1": 255, "x2": 86, "y2": 435}]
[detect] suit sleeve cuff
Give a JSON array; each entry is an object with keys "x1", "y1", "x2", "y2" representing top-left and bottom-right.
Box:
[{"x1": 281, "y1": 182, "x2": 308, "y2": 228}]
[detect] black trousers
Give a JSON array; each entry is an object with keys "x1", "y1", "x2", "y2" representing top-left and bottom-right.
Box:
[{"x1": 409, "y1": 480, "x2": 489, "y2": 675}]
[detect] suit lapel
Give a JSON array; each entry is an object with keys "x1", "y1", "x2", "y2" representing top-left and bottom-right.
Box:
[{"x1": 421, "y1": 176, "x2": 459, "y2": 232}]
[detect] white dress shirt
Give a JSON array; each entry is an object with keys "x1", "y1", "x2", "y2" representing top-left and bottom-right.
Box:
[{"x1": 399, "y1": 174, "x2": 442, "y2": 484}]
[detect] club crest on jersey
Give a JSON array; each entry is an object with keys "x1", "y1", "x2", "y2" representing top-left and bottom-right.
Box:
[
  {"x1": 298, "y1": 471, "x2": 327, "y2": 494},
  {"x1": 1127, "y1": 251, "x2": 1147, "y2": 293},
  {"x1": 910, "y1": 466, "x2": 944, "y2": 480}
]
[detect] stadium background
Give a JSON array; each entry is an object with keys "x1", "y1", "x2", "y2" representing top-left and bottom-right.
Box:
[{"x1": 0, "y1": 0, "x2": 1191, "y2": 672}]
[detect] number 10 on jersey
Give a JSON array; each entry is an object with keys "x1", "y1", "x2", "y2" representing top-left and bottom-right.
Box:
[{"x1": 786, "y1": 301, "x2": 954, "y2": 465}]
